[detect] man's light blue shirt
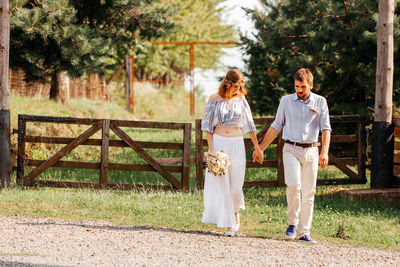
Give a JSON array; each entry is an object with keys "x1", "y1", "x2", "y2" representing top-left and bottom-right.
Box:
[{"x1": 270, "y1": 92, "x2": 331, "y2": 143}]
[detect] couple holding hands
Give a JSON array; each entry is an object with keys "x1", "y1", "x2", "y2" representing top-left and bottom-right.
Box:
[{"x1": 201, "y1": 68, "x2": 331, "y2": 243}]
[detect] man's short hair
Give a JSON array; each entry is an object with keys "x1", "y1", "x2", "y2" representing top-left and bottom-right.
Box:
[{"x1": 293, "y1": 68, "x2": 313, "y2": 86}]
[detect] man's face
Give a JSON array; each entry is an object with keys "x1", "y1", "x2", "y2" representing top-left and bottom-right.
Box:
[{"x1": 294, "y1": 79, "x2": 312, "y2": 100}]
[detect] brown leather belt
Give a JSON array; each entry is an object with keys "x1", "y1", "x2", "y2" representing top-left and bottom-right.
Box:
[{"x1": 285, "y1": 140, "x2": 320, "y2": 148}]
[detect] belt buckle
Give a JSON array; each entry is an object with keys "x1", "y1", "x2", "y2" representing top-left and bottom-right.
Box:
[{"x1": 293, "y1": 142, "x2": 297, "y2": 146}]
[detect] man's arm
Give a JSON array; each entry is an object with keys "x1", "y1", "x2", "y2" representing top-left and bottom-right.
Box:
[
  {"x1": 319, "y1": 129, "x2": 331, "y2": 168},
  {"x1": 260, "y1": 127, "x2": 280, "y2": 151},
  {"x1": 253, "y1": 96, "x2": 285, "y2": 164}
]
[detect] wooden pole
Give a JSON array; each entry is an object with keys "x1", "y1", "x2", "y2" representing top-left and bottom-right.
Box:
[
  {"x1": 149, "y1": 42, "x2": 235, "y2": 116},
  {"x1": 371, "y1": 0, "x2": 395, "y2": 188},
  {"x1": 125, "y1": 55, "x2": 131, "y2": 112},
  {"x1": 130, "y1": 55, "x2": 134, "y2": 113},
  {"x1": 0, "y1": 0, "x2": 10, "y2": 188},
  {"x1": 189, "y1": 44, "x2": 195, "y2": 116}
]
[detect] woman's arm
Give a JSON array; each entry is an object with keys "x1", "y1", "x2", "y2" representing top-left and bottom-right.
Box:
[
  {"x1": 248, "y1": 131, "x2": 263, "y2": 161},
  {"x1": 205, "y1": 131, "x2": 215, "y2": 155}
]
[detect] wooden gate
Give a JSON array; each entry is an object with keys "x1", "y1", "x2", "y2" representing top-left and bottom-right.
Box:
[
  {"x1": 195, "y1": 115, "x2": 367, "y2": 189},
  {"x1": 16, "y1": 115, "x2": 191, "y2": 191},
  {"x1": 394, "y1": 114, "x2": 400, "y2": 186}
]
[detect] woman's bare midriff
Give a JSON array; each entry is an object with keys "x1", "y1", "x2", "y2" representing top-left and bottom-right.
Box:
[{"x1": 214, "y1": 126, "x2": 242, "y2": 137}]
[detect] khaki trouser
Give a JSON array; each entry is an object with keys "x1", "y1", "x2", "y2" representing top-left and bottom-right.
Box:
[{"x1": 283, "y1": 143, "x2": 319, "y2": 236}]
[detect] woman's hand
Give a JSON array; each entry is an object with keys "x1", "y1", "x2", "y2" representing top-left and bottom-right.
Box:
[
  {"x1": 248, "y1": 132, "x2": 263, "y2": 164},
  {"x1": 253, "y1": 148, "x2": 263, "y2": 164}
]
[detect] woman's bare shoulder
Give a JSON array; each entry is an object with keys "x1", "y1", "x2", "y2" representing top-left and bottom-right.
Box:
[{"x1": 208, "y1": 93, "x2": 221, "y2": 101}]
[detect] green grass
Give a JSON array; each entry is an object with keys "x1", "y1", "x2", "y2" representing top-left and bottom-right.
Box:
[
  {"x1": 1, "y1": 185, "x2": 399, "y2": 251},
  {"x1": 5, "y1": 89, "x2": 400, "y2": 251}
]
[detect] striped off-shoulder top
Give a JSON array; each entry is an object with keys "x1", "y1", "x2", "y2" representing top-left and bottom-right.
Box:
[{"x1": 201, "y1": 97, "x2": 256, "y2": 134}]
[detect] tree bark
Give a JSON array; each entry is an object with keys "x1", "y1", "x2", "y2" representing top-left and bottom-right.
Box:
[
  {"x1": 57, "y1": 71, "x2": 70, "y2": 103},
  {"x1": 371, "y1": 0, "x2": 394, "y2": 188},
  {"x1": 49, "y1": 71, "x2": 58, "y2": 100},
  {"x1": 0, "y1": 0, "x2": 11, "y2": 188}
]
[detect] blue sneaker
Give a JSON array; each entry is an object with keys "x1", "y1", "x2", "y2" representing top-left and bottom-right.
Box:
[
  {"x1": 285, "y1": 225, "x2": 296, "y2": 239},
  {"x1": 299, "y1": 234, "x2": 317, "y2": 244}
]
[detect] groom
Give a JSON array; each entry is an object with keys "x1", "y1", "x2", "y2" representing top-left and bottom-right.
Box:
[{"x1": 253, "y1": 68, "x2": 331, "y2": 243}]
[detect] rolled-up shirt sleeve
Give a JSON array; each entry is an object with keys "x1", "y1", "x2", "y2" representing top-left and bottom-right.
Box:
[
  {"x1": 241, "y1": 98, "x2": 257, "y2": 134},
  {"x1": 270, "y1": 98, "x2": 285, "y2": 132},
  {"x1": 320, "y1": 98, "x2": 332, "y2": 131},
  {"x1": 201, "y1": 101, "x2": 217, "y2": 133}
]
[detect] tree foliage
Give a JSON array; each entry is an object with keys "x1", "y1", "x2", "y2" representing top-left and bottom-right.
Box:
[
  {"x1": 10, "y1": 0, "x2": 175, "y2": 82},
  {"x1": 242, "y1": 0, "x2": 400, "y2": 116},
  {"x1": 133, "y1": 0, "x2": 237, "y2": 81}
]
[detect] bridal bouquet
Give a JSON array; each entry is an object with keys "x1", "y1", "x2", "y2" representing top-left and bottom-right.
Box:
[{"x1": 204, "y1": 150, "x2": 230, "y2": 176}]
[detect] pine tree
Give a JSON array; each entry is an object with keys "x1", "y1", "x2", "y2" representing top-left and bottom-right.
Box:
[
  {"x1": 242, "y1": 0, "x2": 400, "y2": 116},
  {"x1": 10, "y1": 0, "x2": 175, "y2": 98}
]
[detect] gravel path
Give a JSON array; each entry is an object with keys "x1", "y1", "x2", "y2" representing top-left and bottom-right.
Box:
[{"x1": 1, "y1": 215, "x2": 399, "y2": 267}]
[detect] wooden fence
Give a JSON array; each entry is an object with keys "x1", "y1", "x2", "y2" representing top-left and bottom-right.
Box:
[
  {"x1": 195, "y1": 115, "x2": 367, "y2": 189},
  {"x1": 16, "y1": 115, "x2": 191, "y2": 191},
  {"x1": 394, "y1": 115, "x2": 400, "y2": 186},
  {"x1": 16, "y1": 114, "x2": 368, "y2": 191}
]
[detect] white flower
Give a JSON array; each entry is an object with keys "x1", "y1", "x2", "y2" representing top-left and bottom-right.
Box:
[
  {"x1": 204, "y1": 150, "x2": 231, "y2": 176},
  {"x1": 310, "y1": 107, "x2": 319, "y2": 114}
]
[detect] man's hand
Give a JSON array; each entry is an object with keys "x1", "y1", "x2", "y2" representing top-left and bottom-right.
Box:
[
  {"x1": 319, "y1": 152, "x2": 329, "y2": 168},
  {"x1": 253, "y1": 149, "x2": 263, "y2": 164},
  {"x1": 319, "y1": 129, "x2": 331, "y2": 168}
]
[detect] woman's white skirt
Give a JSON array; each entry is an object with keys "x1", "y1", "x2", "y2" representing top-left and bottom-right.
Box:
[{"x1": 201, "y1": 134, "x2": 246, "y2": 228}]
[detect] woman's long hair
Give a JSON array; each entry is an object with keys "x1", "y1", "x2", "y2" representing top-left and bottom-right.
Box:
[{"x1": 218, "y1": 69, "x2": 247, "y2": 99}]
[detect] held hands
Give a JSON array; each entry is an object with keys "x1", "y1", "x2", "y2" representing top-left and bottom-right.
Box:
[{"x1": 252, "y1": 147, "x2": 264, "y2": 164}]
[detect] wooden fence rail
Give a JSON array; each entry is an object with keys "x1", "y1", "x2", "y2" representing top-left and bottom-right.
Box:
[
  {"x1": 195, "y1": 115, "x2": 367, "y2": 189},
  {"x1": 16, "y1": 114, "x2": 192, "y2": 191}
]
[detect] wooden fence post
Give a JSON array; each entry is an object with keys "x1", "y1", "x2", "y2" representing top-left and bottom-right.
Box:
[
  {"x1": 181, "y1": 123, "x2": 191, "y2": 192},
  {"x1": 100, "y1": 120, "x2": 110, "y2": 186},
  {"x1": 357, "y1": 120, "x2": 367, "y2": 182},
  {"x1": 0, "y1": 0, "x2": 11, "y2": 188},
  {"x1": 16, "y1": 115, "x2": 26, "y2": 185},
  {"x1": 195, "y1": 120, "x2": 204, "y2": 189}
]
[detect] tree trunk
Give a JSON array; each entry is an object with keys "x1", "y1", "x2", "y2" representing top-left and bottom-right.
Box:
[
  {"x1": 57, "y1": 71, "x2": 70, "y2": 104},
  {"x1": 0, "y1": 0, "x2": 11, "y2": 188},
  {"x1": 49, "y1": 71, "x2": 58, "y2": 100},
  {"x1": 371, "y1": 0, "x2": 394, "y2": 188}
]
